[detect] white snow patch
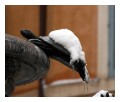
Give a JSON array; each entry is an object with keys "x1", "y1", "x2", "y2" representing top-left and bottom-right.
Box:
[
  {"x1": 93, "y1": 90, "x2": 113, "y2": 97},
  {"x1": 49, "y1": 29, "x2": 86, "y2": 65}
]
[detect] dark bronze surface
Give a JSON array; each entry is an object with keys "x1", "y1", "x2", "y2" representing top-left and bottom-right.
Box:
[{"x1": 5, "y1": 34, "x2": 50, "y2": 96}]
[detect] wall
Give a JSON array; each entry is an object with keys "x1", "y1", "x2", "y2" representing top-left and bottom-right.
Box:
[{"x1": 5, "y1": 5, "x2": 40, "y2": 37}]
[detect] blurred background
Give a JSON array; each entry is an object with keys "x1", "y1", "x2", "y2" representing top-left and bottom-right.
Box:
[{"x1": 5, "y1": 5, "x2": 115, "y2": 97}]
